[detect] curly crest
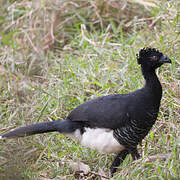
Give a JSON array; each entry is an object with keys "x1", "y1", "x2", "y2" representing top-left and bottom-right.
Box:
[{"x1": 136, "y1": 47, "x2": 162, "y2": 65}]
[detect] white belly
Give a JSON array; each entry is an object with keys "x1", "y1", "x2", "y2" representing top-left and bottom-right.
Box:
[{"x1": 66, "y1": 128, "x2": 124, "y2": 154}]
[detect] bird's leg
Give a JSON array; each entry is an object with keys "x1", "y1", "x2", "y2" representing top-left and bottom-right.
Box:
[
  {"x1": 129, "y1": 148, "x2": 140, "y2": 160},
  {"x1": 110, "y1": 149, "x2": 129, "y2": 175}
]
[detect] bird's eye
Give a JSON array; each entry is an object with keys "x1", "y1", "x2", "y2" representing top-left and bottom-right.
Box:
[{"x1": 152, "y1": 56, "x2": 158, "y2": 61}]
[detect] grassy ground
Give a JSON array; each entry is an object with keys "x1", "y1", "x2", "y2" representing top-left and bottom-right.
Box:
[{"x1": 0, "y1": 0, "x2": 179, "y2": 179}]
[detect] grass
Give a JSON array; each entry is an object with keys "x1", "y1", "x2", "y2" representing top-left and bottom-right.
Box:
[{"x1": 0, "y1": 0, "x2": 179, "y2": 179}]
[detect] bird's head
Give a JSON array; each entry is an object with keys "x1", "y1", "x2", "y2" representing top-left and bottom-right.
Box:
[{"x1": 136, "y1": 47, "x2": 171, "y2": 70}]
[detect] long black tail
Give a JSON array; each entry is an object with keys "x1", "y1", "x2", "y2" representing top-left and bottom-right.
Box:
[{"x1": 1, "y1": 119, "x2": 80, "y2": 139}]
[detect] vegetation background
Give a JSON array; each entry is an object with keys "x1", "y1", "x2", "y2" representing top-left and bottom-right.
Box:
[{"x1": 0, "y1": 0, "x2": 179, "y2": 179}]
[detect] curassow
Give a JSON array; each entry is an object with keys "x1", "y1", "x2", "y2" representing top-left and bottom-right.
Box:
[{"x1": 0, "y1": 47, "x2": 171, "y2": 175}]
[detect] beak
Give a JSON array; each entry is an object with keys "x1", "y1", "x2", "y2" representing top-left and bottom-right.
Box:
[{"x1": 159, "y1": 55, "x2": 171, "y2": 64}]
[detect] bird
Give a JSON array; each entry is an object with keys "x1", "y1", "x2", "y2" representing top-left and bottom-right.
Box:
[{"x1": 0, "y1": 47, "x2": 171, "y2": 175}]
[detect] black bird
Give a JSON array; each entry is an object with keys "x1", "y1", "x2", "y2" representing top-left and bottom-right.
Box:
[{"x1": 0, "y1": 48, "x2": 171, "y2": 175}]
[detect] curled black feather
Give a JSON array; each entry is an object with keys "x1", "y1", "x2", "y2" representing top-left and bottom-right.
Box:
[{"x1": 136, "y1": 47, "x2": 162, "y2": 64}]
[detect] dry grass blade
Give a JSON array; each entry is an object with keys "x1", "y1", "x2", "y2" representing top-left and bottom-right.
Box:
[
  {"x1": 128, "y1": 0, "x2": 157, "y2": 7},
  {"x1": 144, "y1": 153, "x2": 174, "y2": 163},
  {"x1": 68, "y1": 160, "x2": 91, "y2": 175},
  {"x1": 43, "y1": 8, "x2": 64, "y2": 51}
]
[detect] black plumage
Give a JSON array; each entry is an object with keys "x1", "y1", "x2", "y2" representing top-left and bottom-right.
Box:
[{"x1": 0, "y1": 47, "x2": 171, "y2": 175}]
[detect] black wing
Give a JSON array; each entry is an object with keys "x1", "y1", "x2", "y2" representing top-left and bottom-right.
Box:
[{"x1": 67, "y1": 94, "x2": 131, "y2": 129}]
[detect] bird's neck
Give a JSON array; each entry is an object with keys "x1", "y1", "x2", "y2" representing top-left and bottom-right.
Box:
[{"x1": 142, "y1": 68, "x2": 162, "y2": 100}]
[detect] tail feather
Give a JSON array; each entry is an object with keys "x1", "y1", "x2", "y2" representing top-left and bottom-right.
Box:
[{"x1": 1, "y1": 120, "x2": 77, "y2": 138}]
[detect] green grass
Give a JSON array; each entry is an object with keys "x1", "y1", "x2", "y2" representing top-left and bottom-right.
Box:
[{"x1": 0, "y1": 0, "x2": 179, "y2": 179}]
